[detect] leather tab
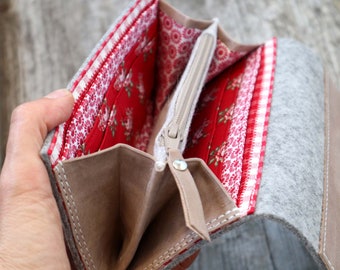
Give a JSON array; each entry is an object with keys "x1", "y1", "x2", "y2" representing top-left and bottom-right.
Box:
[{"x1": 167, "y1": 149, "x2": 210, "y2": 241}]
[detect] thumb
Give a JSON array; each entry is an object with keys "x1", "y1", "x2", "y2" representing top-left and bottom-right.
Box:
[
  {"x1": 0, "y1": 89, "x2": 73, "y2": 269},
  {"x1": 1, "y1": 89, "x2": 74, "y2": 195},
  {"x1": 6, "y1": 89, "x2": 74, "y2": 161}
]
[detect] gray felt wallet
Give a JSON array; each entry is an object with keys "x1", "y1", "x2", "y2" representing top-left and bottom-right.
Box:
[{"x1": 41, "y1": 0, "x2": 340, "y2": 269}]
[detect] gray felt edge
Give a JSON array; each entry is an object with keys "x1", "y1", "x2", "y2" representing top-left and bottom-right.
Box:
[
  {"x1": 169, "y1": 38, "x2": 326, "y2": 269},
  {"x1": 41, "y1": 137, "x2": 85, "y2": 270},
  {"x1": 40, "y1": 0, "x2": 136, "y2": 159},
  {"x1": 41, "y1": 35, "x2": 325, "y2": 269},
  {"x1": 39, "y1": 2, "x2": 138, "y2": 265},
  {"x1": 255, "y1": 38, "x2": 324, "y2": 251},
  {"x1": 170, "y1": 215, "x2": 326, "y2": 270}
]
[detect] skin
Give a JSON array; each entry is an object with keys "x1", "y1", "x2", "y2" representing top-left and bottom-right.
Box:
[
  {"x1": 0, "y1": 89, "x2": 74, "y2": 269},
  {"x1": 0, "y1": 89, "x2": 197, "y2": 269}
]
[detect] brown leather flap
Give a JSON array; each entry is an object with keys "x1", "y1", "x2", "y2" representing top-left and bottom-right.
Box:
[{"x1": 54, "y1": 144, "x2": 239, "y2": 270}]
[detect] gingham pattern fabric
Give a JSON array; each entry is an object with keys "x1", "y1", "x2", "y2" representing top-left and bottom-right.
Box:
[
  {"x1": 46, "y1": 0, "x2": 277, "y2": 217},
  {"x1": 237, "y1": 38, "x2": 277, "y2": 215}
]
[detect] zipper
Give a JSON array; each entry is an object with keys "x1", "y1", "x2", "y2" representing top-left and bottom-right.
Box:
[
  {"x1": 56, "y1": 0, "x2": 156, "y2": 164},
  {"x1": 153, "y1": 20, "x2": 219, "y2": 240},
  {"x1": 155, "y1": 18, "x2": 218, "y2": 166}
]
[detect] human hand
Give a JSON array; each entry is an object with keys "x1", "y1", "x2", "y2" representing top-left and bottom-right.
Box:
[
  {"x1": 0, "y1": 89, "x2": 74, "y2": 269},
  {"x1": 0, "y1": 88, "x2": 198, "y2": 270}
]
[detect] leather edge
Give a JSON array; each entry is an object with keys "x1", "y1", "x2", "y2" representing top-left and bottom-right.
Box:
[
  {"x1": 319, "y1": 73, "x2": 340, "y2": 270},
  {"x1": 41, "y1": 141, "x2": 85, "y2": 270},
  {"x1": 53, "y1": 145, "x2": 241, "y2": 270}
]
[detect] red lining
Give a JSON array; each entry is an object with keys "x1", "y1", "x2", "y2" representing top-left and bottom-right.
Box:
[
  {"x1": 48, "y1": 0, "x2": 277, "y2": 214},
  {"x1": 56, "y1": 0, "x2": 158, "y2": 162},
  {"x1": 77, "y1": 24, "x2": 158, "y2": 156}
]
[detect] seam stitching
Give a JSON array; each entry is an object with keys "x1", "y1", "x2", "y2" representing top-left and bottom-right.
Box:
[
  {"x1": 144, "y1": 207, "x2": 240, "y2": 270},
  {"x1": 55, "y1": 164, "x2": 97, "y2": 270},
  {"x1": 322, "y1": 78, "x2": 334, "y2": 269}
]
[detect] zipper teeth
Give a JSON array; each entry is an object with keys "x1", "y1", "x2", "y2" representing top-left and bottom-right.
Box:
[
  {"x1": 56, "y1": 0, "x2": 155, "y2": 162},
  {"x1": 177, "y1": 36, "x2": 214, "y2": 130},
  {"x1": 169, "y1": 33, "x2": 215, "y2": 138}
]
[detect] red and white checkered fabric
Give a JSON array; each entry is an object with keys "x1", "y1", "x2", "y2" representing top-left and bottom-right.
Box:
[
  {"x1": 46, "y1": 0, "x2": 277, "y2": 216},
  {"x1": 238, "y1": 38, "x2": 277, "y2": 215}
]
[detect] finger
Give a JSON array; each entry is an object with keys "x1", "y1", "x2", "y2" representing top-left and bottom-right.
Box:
[
  {"x1": 0, "y1": 89, "x2": 73, "y2": 269},
  {"x1": 6, "y1": 89, "x2": 74, "y2": 161},
  {"x1": 0, "y1": 89, "x2": 74, "y2": 194}
]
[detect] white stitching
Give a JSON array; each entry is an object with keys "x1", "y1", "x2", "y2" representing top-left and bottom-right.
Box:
[
  {"x1": 322, "y1": 81, "x2": 334, "y2": 269},
  {"x1": 205, "y1": 208, "x2": 237, "y2": 226},
  {"x1": 55, "y1": 164, "x2": 97, "y2": 270},
  {"x1": 143, "y1": 208, "x2": 240, "y2": 270}
]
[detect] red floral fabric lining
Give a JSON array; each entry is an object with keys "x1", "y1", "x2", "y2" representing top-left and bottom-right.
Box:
[
  {"x1": 220, "y1": 48, "x2": 262, "y2": 201},
  {"x1": 48, "y1": 0, "x2": 159, "y2": 164},
  {"x1": 184, "y1": 47, "x2": 263, "y2": 210},
  {"x1": 155, "y1": 9, "x2": 247, "y2": 113},
  {"x1": 184, "y1": 54, "x2": 247, "y2": 177},
  {"x1": 47, "y1": 0, "x2": 277, "y2": 215},
  {"x1": 77, "y1": 21, "x2": 158, "y2": 156}
]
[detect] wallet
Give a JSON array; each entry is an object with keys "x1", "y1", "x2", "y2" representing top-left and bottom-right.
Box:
[{"x1": 41, "y1": 0, "x2": 339, "y2": 269}]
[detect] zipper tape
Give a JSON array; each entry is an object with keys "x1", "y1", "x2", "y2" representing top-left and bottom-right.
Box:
[{"x1": 154, "y1": 18, "x2": 219, "y2": 166}]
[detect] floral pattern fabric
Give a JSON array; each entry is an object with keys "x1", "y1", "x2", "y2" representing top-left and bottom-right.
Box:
[
  {"x1": 47, "y1": 0, "x2": 277, "y2": 216},
  {"x1": 78, "y1": 22, "x2": 158, "y2": 155}
]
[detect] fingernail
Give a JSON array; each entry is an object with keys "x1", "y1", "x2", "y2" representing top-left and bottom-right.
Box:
[{"x1": 45, "y1": 89, "x2": 70, "y2": 99}]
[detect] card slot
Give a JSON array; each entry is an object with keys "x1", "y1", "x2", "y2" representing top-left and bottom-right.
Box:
[
  {"x1": 80, "y1": 35, "x2": 157, "y2": 155},
  {"x1": 78, "y1": 81, "x2": 121, "y2": 156},
  {"x1": 184, "y1": 72, "x2": 227, "y2": 162},
  {"x1": 184, "y1": 57, "x2": 247, "y2": 179},
  {"x1": 98, "y1": 41, "x2": 157, "y2": 151},
  {"x1": 204, "y1": 57, "x2": 247, "y2": 179},
  {"x1": 74, "y1": 46, "x2": 140, "y2": 156}
]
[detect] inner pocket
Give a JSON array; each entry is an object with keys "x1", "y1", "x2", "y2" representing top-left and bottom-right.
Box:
[
  {"x1": 55, "y1": 145, "x2": 179, "y2": 270},
  {"x1": 55, "y1": 145, "x2": 238, "y2": 270},
  {"x1": 78, "y1": 32, "x2": 158, "y2": 156},
  {"x1": 52, "y1": 3, "x2": 250, "y2": 166},
  {"x1": 184, "y1": 55, "x2": 247, "y2": 177}
]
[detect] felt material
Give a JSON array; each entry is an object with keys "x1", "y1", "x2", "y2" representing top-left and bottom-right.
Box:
[
  {"x1": 40, "y1": 2, "x2": 326, "y2": 268},
  {"x1": 255, "y1": 38, "x2": 324, "y2": 251},
  {"x1": 186, "y1": 215, "x2": 326, "y2": 270},
  {"x1": 41, "y1": 137, "x2": 84, "y2": 268},
  {"x1": 163, "y1": 38, "x2": 328, "y2": 269}
]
